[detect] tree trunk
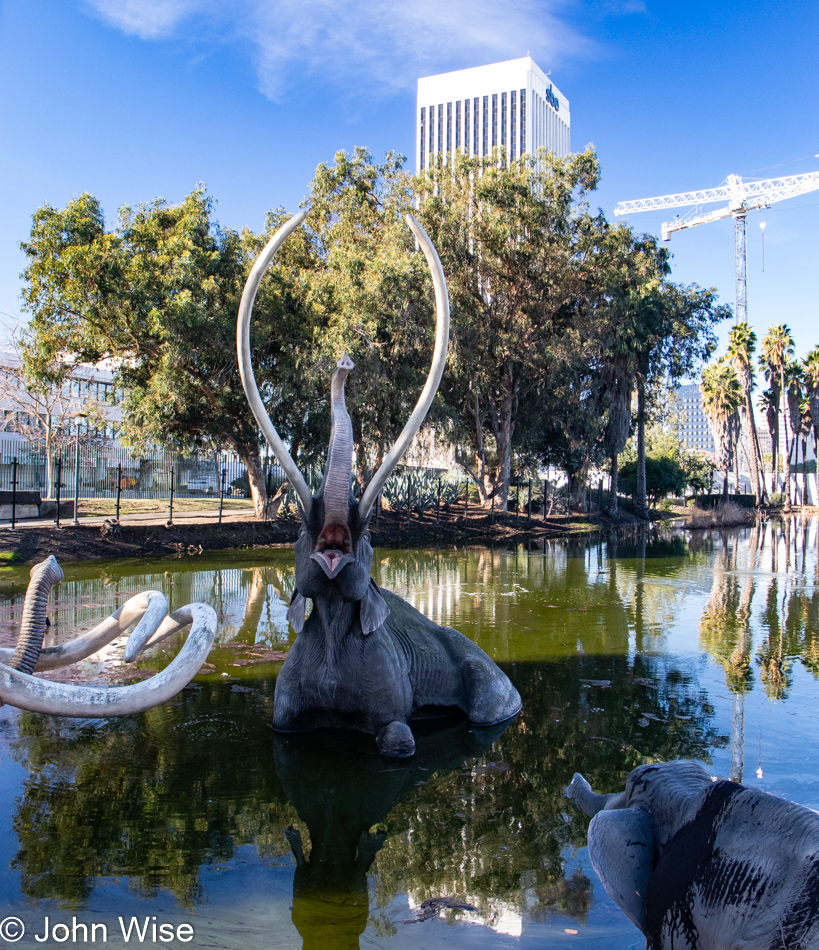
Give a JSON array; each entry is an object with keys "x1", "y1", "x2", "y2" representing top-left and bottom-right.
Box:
[
  {"x1": 634, "y1": 376, "x2": 648, "y2": 518},
  {"x1": 44, "y1": 419, "x2": 55, "y2": 500},
  {"x1": 801, "y1": 435, "x2": 808, "y2": 507},
  {"x1": 493, "y1": 370, "x2": 518, "y2": 513},
  {"x1": 742, "y1": 392, "x2": 764, "y2": 503},
  {"x1": 241, "y1": 443, "x2": 269, "y2": 519},
  {"x1": 781, "y1": 370, "x2": 792, "y2": 510},
  {"x1": 608, "y1": 452, "x2": 619, "y2": 517}
]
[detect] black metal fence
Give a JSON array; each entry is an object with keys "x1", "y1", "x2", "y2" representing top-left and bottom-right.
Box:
[{"x1": 0, "y1": 438, "x2": 285, "y2": 502}]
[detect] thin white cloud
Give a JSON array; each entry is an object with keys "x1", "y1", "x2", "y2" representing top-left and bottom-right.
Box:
[{"x1": 82, "y1": 0, "x2": 594, "y2": 100}]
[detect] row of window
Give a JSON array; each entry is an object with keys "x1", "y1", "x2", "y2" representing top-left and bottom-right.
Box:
[
  {"x1": 0, "y1": 410, "x2": 118, "y2": 440},
  {"x1": 419, "y1": 90, "x2": 528, "y2": 169}
]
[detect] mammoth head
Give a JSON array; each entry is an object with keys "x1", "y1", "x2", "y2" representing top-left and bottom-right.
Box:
[{"x1": 236, "y1": 210, "x2": 450, "y2": 620}]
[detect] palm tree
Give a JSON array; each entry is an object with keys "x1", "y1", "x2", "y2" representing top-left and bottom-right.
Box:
[
  {"x1": 804, "y1": 347, "x2": 819, "y2": 501},
  {"x1": 759, "y1": 387, "x2": 779, "y2": 495},
  {"x1": 800, "y1": 398, "x2": 812, "y2": 506},
  {"x1": 727, "y1": 322, "x2": 765, "y2": 502},
  {"x1": 760, "y1": 324, "x2": 795, "y2": 508},
  {"x1": 784, "y1": 359, "x2": 804, "y2": 505},
  {"x1": 701, "y1": 358, "x2": 743, "y2": 499}
]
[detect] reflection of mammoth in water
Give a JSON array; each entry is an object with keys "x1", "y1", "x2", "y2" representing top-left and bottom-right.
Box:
[
  {"x1": 274, "y1": 720, "x2": 512, "y2": 950},
  {"x1": 567, "y1": 761, "x2": 819, "y2": 950}
]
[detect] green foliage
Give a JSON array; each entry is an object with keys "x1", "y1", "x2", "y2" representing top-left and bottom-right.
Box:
[
  {"x1": 620, "y1": 456, "x2": 686, "y2": 506},
  {"x1": 681, "y1": 450, "x2": 715, "y2": 496}
]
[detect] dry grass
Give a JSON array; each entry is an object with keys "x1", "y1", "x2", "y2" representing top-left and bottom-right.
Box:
[
  {"x1": 689, "y1": 501, "x2": 754, "y2": 529},
  {"x1": 78, "y1": 497, "x2": 254, "y2": 517}
]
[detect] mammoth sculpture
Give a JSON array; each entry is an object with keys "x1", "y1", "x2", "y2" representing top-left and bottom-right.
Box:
[
  {"x1": 566, "y1": 760, "x2": 819, "y2": 950},
  {"x1": 0, "y1": 555, "x2": 216, "y2": 715},
  {"x1": 237, "y1": 210, "x2": 521, "y2": 757}
]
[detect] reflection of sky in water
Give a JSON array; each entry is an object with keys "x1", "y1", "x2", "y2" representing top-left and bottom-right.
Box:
[{"x1": 0, "y1": 518, "x2": 817, "y2": 949}]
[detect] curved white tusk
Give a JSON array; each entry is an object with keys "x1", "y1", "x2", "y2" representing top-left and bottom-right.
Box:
[
  {"x1": 0, "y1": 592, "x2": 170, "y2": 672},
  {"x1": 358, "y1": 214, "x2": 451, "y2": 518},
  {"x1": 237, "y1": 209, "x2": 313, "y2": 514},
  {"x1": 0, "y1": 603, "x2": 217, "y2": 717}
]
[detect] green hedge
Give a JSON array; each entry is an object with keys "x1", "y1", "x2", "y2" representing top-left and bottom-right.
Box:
[{"x1": 694, "y1": 493, "x2": 757, "y2": 509}]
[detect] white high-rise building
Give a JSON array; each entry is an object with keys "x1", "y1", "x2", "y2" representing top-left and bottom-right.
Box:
[{"x1": 416, "y1": 57, "x2": 570, "y2": 172}]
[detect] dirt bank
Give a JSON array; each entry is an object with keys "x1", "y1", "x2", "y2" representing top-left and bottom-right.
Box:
[{"x1": 1, "y1": 507, "x2": 614, "y2": 565}]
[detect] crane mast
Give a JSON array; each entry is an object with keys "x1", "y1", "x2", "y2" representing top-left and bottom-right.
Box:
[{"x1": 613, "y1": 170, "x2": 819, "y2": 324}]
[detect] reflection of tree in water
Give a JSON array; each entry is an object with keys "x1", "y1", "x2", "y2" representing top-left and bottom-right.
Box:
[
  {"x1": 7, "y1": 650, "x2": 723, "y2": 935},
  {"x1": 699, "y1": 527, "x2": 756, "y2": 695},
  {"x1": 371, "y1": 652, "x2": 724, "y2": 929},
  {"x1": 695, "y1": 518, "x2": 819, "y2": 706},
  {"x1": 9, "y1": 683, "x2": 294, "y2": 907}
]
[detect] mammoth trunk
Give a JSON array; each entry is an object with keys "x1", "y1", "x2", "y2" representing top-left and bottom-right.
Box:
[{"x1": 322, "y1": 358, "x2": 355, "y2": 528}]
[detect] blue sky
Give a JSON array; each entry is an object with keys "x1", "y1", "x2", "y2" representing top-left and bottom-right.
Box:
[{"x1": 1, "y1": 0, "x2": 817, "y2": 374}]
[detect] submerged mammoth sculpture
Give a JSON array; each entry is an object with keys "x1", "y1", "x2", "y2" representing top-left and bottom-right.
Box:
[
  {"x1": 237, "y1": 210, "x2": 521, "y2": 757},
  {"x1": 566, "y1": 761, "x2": 819, "y2": 950},
  {"x1": 0, "y1": 556, "x2": 217, "y2": 715}
]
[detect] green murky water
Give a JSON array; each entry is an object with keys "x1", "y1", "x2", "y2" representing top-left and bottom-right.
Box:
[{"x1": 0, "y1": 518, "x2": 817, "y2": 948}]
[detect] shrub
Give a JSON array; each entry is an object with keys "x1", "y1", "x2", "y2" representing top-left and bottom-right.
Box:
[
  {"x1": 689, "y1": 501, "x2": 754, "y2": 528},
  {"x1": 620, "y1": 457, "x2": 686, "y2": 507}
]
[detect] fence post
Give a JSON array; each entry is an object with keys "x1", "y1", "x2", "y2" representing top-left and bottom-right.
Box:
[
  {"x1": 463, "y1": 481, "x2": 468, "y2": 523},
  {"x1": 436, "y1": 478, "x2": 441, "y2": 525},
  {"x1": 598, "y1": 479, "x2": 603, "y2": 512},
  {"x1": 167, "y1": 465, "x2": 175, "y2": 526},
  {"x1": 543, "y1": 479, "x2": 548, "y2": 522},
  {"x1": 11, "y1": 457, "x2": 17, "y2": 528},
  {"x1": 116, "y1": 463, "x2": 122, "y2": 521},
  {"x1": 491, "y1": 491, "x2": 495, "y2": 524},
  {"x1": 528, "y1": 478, "x2": 532, "y2": 525},
  {"x1": 54, "y1": 455, "x2": 62, "y2": 528},
  {"x1": 218, "y1": 467, "x2": 226, "y2": 526}
]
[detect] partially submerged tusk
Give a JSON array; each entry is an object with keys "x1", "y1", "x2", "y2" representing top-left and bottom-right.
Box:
[
  {"x1": 358, "y1": 214, "x2": 450, "y2": 518},
  {"x1": 0, "y1": 603, "x2": 218, "y2": 717},
  {"x1": 237, "y1": 209, "x2": 313, "y2": 514},
  {"x1": 0, "y1": 591, "x2": 170, "y2": 672}
]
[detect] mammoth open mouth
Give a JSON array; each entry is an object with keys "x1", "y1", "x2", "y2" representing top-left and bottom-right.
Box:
[{"x1": 311, "y1": 524, "x2": 355, "y2": 579}]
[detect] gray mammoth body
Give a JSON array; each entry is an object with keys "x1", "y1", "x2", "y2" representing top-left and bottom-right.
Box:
[
  {"x1": 567, "y1": 761, "x2": 819, "y2": 950},
  {"x1": 237, "y1": 210, "x2": 521, "y2": 758}
]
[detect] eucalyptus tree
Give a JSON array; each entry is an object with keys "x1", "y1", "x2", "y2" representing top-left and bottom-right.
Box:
[
  {"x1": 300, "y1": 148, "x2": 434, "y2": 483},
  {"x1": 415, "y1": 147, "x2": 601, "y2": 510},
  {"x1": 727, "y1": 321, "x2": 765, "y2": 502},
  {"x1": 19, "y1": 189, "x2": 319, "y2": 518},
  {"x1": 701, "y1": 359, "x2": 743, "y2": 498},
  {"x1": 761, "y1": 324, "x2": 795, "y2": 508}
]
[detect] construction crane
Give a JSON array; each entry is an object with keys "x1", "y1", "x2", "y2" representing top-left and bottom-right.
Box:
[{"x1": 613, "y1": 170, "x2": 819, "y2": 322}]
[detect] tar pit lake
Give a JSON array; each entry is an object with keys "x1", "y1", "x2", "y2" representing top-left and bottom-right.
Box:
[{"x1": 0, "y1": 517, "x2": 817, "y2": 949}]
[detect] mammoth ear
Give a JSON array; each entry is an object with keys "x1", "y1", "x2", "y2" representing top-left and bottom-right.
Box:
[
  {"x1": 360, "y1": 579, "x2": 389, "y2": 635},
  {"x1": 287, "y1": 589, "x2": 307, "y2": 634},
  {"x1": 588, "y1": 806, "x2": 654, "y2": 934}
]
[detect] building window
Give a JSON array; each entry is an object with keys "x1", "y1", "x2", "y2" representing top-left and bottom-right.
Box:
[
  {"x1": 455, "y1": 100, "x2": 461, "y2": 150},
  {"x1": 420, "y1": 107, "x2": 426, "y2": 170},
  {"x1": 473, "y1": 98, "x2": 479, "y2": 155},
  {"x1": 428, "y1": 104, "x2": 434, "y2": 156},
  {"x1": 501, "y1": 92, "x2": 507, "y2": 151},
  {"x1": 520, "y1": 89, "x2": 526, "y2": 155},
  {"x1": 438, "y1": 104, "x2": 443, "y2": 154},
  {"x1": 446, "y1": 101, "x2": 452, "y2": 153},
  {"x1": 464, "y1": 99, "x2": 470, "y2": 154},
  {"x1": 491, "y1": 93, "x2": 498, "y2": 148},
  {"x1": 482, "y1": 96, "x2": 488, "y2": 155},
  {"x1": 510, "y1": 90, "x2": 517, "y2": 160}
]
